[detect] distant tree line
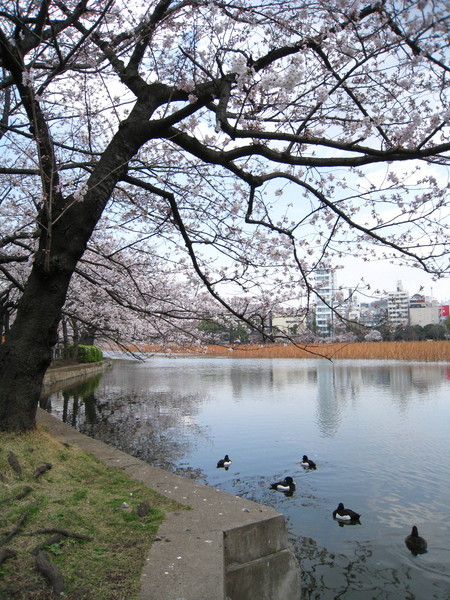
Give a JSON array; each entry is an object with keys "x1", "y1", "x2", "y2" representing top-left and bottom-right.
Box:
[
  {"x1": 197, "y1": 315, "x2": 450, "y2": 344},
  {"x1": 379, "y1": 323, "x2": 448, "y2": 342}
]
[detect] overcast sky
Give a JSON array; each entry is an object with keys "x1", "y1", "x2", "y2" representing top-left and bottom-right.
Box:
[{"x1": 336, "y1": 257, "x2": 450, "y2": 304}]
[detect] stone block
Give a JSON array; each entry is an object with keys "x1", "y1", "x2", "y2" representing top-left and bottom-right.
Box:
[{"x1": 225, "y1": 548, "x2": 301, "y2": 600}]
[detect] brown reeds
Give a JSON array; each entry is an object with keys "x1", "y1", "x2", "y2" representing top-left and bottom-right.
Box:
[{"x1": 137, "y1": 340, "x2": 450, "y2": 362}]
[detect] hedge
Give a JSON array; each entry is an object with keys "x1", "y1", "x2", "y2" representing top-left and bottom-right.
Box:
[{"x1": 69, "y1": 344, "x2": 103, "y2": 363}]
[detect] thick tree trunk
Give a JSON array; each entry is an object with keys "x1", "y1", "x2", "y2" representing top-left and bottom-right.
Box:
[
  {"x1": 0, "y1": 266, "x2": 73, "y2": 430},
  {"x1": 0, "y1": 191, "x2": 109, "y2": 430}
]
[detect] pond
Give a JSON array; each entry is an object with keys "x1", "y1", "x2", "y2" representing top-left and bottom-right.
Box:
[{"x1": 42, "y1": 355, "x2": 450, "y2": 599}]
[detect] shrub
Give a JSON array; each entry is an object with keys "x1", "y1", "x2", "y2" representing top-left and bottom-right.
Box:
[{"x1": 69, "y1": 344, "x2": 103, "y2": 363}]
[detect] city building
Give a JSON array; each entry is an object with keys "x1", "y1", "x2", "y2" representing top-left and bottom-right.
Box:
[
  {"x1": 409, "y1": 305, "x2": 440, "y2": 327},
  {"x1": 274, "y1": 278, "x2": 447, "y2": 340},
  {"x1": 314, "y1": 268, "x2": 335, "y2": 336},
  {"x1": 359, "y1": 299, "x2": 388, "y2": 328},
  {"x1": 271, "y1": 314, "x2": 307, "y2": 336},
  {"x1": 409, "y1": 294, "x2": 437, "y2": 327},
  {"x1": 387, "y1": 281, "x2": 410, "y2": 328},
  {"x1": 339, "y1": 289, "x2": 361, "y2": 322}
]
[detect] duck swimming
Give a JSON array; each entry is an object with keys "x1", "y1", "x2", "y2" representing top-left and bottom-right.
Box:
[
  {"x1": 405, "y1": 526, "x2": 427, "y2": 555},
  {"x1": 301, "y1": 455, "x2": 316, "y2": 469},
  {"x1": 270, "y1": 476, "x2": 296, "y2": 494},
  {"x1": 216, "y1": 454, "x2": 232, "y2": 469},
  {"x1": 332, "y1": 502, "x2": 361, "y2": 522}
]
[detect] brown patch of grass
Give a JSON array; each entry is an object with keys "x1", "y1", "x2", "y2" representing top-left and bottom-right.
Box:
[
  {"x1": 134, "y1": 340, "x2": 450, "y2": 362},
  {"x1": 0, "y1": 428, "x2": 184, "y2": 600}
]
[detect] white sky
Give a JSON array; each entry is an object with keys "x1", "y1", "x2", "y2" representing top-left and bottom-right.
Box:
[{"x1": 336, "y1": 257, "x2": 450, "y2": 304}]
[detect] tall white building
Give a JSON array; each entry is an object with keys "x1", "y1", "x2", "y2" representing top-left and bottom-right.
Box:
[
  {"x1": 314, "y1": 268, "x2": 335, "y2": 336},
  {"x1": 387, "y1": 281, "x2": 410, "y2": 327}
]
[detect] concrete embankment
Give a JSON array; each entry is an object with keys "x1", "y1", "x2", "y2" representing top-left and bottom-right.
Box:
[
  {"x1": 36, "y1": 409, "x2": 301, "y2": 600},
  {"x1": 42, "y1": 361, "x2": 110, "y2": 388}
]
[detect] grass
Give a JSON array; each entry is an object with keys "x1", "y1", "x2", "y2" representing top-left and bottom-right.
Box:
[
  {"x1": 0, "y1": 427, "x2": 184, "y2": 600},
  {"x1": 136, "y1": 340, "x2": 450, "y2": 362}
]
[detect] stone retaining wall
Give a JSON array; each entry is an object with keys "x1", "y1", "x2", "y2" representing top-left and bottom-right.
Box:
[{"x1": 42, "y1": 361, "x2": 110, "y2": 387}]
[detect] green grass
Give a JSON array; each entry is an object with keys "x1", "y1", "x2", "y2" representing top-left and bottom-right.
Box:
[{"x1": 0, "y1": 427, "x2": 185, "y2": 599}]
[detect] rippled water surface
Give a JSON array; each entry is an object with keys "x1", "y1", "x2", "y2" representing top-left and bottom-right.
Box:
[{"x1": 44, "y1": 356, "x2": 450, "y2": 599}]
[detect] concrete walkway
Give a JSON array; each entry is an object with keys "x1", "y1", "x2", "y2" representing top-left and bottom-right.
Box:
[{"x1": 37, "y1": 409, "x2": 301, "y2": 600}]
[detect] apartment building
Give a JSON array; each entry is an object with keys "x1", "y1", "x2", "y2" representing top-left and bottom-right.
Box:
[
  {"x1": 314, "y1": 268, "x2": 335, "y2": 336},
  {"x1": 387, "y1": 281, "x2": 410, "y2": 328}
]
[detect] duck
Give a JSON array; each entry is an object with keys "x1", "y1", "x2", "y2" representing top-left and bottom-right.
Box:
[
  {"x1": 301, "y1": 455, "x2": 316, "y2": 469},
  {"x1": 270, "y1": 476, "x2": 296, "y2": 494},
  {"x1": 332, "y1": 502, "x2": 361, "y2": 522},
  {"x1": 216, "y1": 454, "x2": 232, "y2": 469},
  {"x1": 405, "y1": 526, "x2": 427, "y2": 555}
]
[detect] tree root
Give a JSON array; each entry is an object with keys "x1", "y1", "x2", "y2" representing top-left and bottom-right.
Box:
[
  {"x1": 0, "y1": 547, "x2": 17, "y2": 564},
  {"x1": 30, "y1": 534, "x2": 63, "y2": 556},
  {"x1": 30, "y1": 528, "x2": 92, "y2": 541},
  {"x1": 32, "y1": 463, "x2": 52, "y2": 479},
  {"x1": 35, "y1": 550, "x2": 64, "y2": 595},
  {"x1": 0, "y1": 485, "x2": 33, "y2": 505},
  {"x1": 7, "y1": 451, "x2": 22, "y2": 476},
  {"x1": 0, "y1": 508, "x2": 30, "y2": 546}
]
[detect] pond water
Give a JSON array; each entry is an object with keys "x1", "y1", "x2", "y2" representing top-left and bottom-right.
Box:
[{"x1": 42, "y1": 355, "x2": 450, "y2": 599}]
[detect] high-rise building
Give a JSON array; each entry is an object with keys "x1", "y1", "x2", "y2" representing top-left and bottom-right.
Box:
[
  {"x1": 314, "y1": 268, "x2": 335, "y2": 336},
  {"x1": 387, "y1": 281, "x2": 410, "y2": 327}
]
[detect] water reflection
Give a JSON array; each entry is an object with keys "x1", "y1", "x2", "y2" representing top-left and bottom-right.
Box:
[
  {"x1": 42, "y1": 361, "x2": 210, "y2": 471},
  {"x1": 316, "y1": 361, "x2": 341, "y2": 437},
  {"x1": 44, "y1": 356, "x2": 450, "y2": 599},
  {"x1": 41, "y1": 375, "x2": 102, "y2": 426}
]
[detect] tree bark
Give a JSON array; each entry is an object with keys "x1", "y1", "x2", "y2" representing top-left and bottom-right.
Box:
[{"x1": 0, "y1": 266, "x2": 74, "y2": 430}]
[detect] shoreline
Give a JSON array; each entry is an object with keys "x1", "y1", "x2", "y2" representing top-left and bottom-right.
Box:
[{"x1": 36, "y1": 409, "x2": 301, "y2": 600}]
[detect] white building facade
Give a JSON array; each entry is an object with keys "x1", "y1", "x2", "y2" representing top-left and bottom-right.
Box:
[
  {"x1": 387, "y1": 281, "x2": 410, "y2": 327},
  {"x1": 314, "y1": 268, "x2": 335, "y2": 336},
  {"x1": 271, "y1": 315, "x2": 306, "y2": 336}
]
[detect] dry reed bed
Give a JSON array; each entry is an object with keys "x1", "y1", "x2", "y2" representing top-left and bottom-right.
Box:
[{"x1": 139, "y1": 341, "x2": 450, "y2": 362}]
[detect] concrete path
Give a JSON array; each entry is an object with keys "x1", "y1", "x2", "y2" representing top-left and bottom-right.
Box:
[{"x1": 37, "y1": 408, "x2": 301, "y2": 600}]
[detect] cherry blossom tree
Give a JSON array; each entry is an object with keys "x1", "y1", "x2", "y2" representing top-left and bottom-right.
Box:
[
  {"x1": 0, "y1": 0, "x2": 449, "y2": 431},
  {"x1": 61, "y1": 236, "x2": 223, "y2": 350}
]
